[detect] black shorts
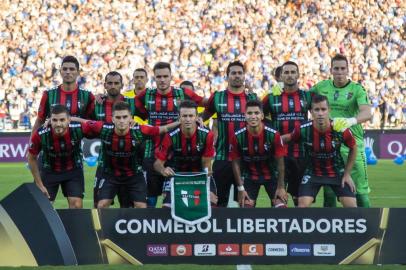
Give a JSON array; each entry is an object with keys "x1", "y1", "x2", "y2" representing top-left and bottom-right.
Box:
[
  {"x1": 213, "y1": 160, "x2": 236, "y2": 207},
  {"x1": 244, "y1": 179, "x2": 276, "y2": 203},
  {"x1": 298, "y1": 175, "x2": 355, "y2": 199},
  {"x1": 93, "y1": 167, "x2": 133, "y2": 208},
  {"x1": 97, "y1": 172, "x2": 147, "y2": 203},
  {"x1": 285, "y1": 157, "x2": 306, "y2": 197},
  {"x1": 144, "y1": 158, "x2": 166, "y2": 197},
  {"x1": 41, "y1": 167, "x2": 84, "y2": 201}
]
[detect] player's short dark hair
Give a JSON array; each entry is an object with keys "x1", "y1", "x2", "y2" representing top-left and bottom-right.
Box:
[
  {"x1": 281, "y1": 61, "x2": 299, "y2": 73},
  {"x1": 134, "y1": 68, "x2": 148, "y2": 77},
  {"x1": 153, "y1": 62, "x2": 171, "y2": 73},
  {"x1": 180, "y1": 80, "x2": 195, "y2": 91},
  {"x1": 112, "y1": 101, "x2": 131, "y2": 113},
  {"x1": 311, "y1": 94, "x2": 329, "y2": 107},
  {"x1": 274, "y1": 66, "x2": 282, "y2": 81},
  {"x1": 331, "y1": 54, "x2": 348, "y2": 67},
  {"x1": 105, "y1": 71, "x2": 123, "y2": 84},
  {"x1": 246, "y1": 99, "x2": 263, "y2": 112},
  {"x1": 51, "y1": 104, "x2": 70, "y2": 116},
  {"x1": 179, "y1": 100, "x2": 198, "y2": 113},
  {"x1": 61, "y1": 55, "x2": 79, "y2": 70},
  {"x1": 226, "y1": 61, "x2": 245, "y2": 76}
]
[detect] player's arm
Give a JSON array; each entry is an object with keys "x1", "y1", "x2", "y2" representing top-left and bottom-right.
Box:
[
  {"x1": 356, "y1": 104, "x2": 372, "y2": 124},
  {"x1": 261, "y1": 94, "x2": 271, "y2": 117},
  {"x1": 31, "y1": 92, "x2": 49, "y2": 138},
  {"x1": 201, "y1": 93, "x2": 215, "y2": 122},
  {"x1": 342, "y1": 129, "x2": 357, "y2": 192},
  {"x1": 79, "y1": 120, "x2": 104, "y2": 138},
  {"x1": 231, "y1": 158, "x2": 250, "y2": 207},
  {"x1": 273, "y1": 132, "x2": 288, "y2": 202},
  {"x1": 157, "y1": 121, "x2": 180, "y2": 134},
  {"x1": 201, "y1": 131, "x2": 215, "y2": 176},
  {"x1": 153, "y1": 134, "x2": 175, "y2": 177},
  {"x1": 27, "y1": 133, "x2": 50, "y2": 198},
  {"x1": 85, "y1": 92, "x2": 96, "y2": 119}
]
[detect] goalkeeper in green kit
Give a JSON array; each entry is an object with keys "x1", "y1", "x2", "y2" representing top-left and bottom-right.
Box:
[{"x1": 311, "y1": 54, "x2": 372, "y2": 207}]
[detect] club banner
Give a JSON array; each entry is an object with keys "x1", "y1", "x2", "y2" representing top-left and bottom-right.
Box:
[{"x1": 171, "y1": 172, "x2": 211, "y2": 225}]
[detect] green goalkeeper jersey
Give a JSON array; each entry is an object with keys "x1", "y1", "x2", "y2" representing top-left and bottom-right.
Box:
[{"x1": 311, "y1": 79, "x2": 370, "y2": 142}]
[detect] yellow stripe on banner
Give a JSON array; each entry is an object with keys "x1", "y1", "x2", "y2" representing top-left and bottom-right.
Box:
[
  {"x1": 0, "y1": 205, "x2": 38, "y2": 266},
  {"x1": 101, "y1": 239, "x2": 143, "y2": 265},
  {"x1": 91, "y1": 208, "x2": 101, "y2": 231}
]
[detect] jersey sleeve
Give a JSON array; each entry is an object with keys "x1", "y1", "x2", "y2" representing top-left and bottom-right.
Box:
[
  {"x1": 261, "y1": 94, "x2": 271, "y2": 115},
  {"x1": 154, "y1": 133, "x2": 172, "y2": 161},
  {"x1": 28, "y1": 131, "x2": 42, "y2": 156},
  {"x1": 290, "y1": 126, "x2": 301, "y2": 142},
  {"x1": 84, "y1": 92, "x2": 96, "y2": 119},
  {"x1": 343, "y1": 129, "x2": 356, "y2": 149},
  {"x1": 273, "y1": 132, "x2": 286, "y2": 158},
  {"x1": 184, "y1": 88, "x2": 204, "y2": 106},
  {"x1": 309, "y1": 82, "x2": 321, "y2": 95},
  {"x1": 204, "y1": 92, "x2": 216, "y2": 116},
  {"x1": 202, "y1": 131, "x2": 215, "y2": 158},
  {"x1": 81, "y1": 120, "x2": 103, "y2": 137},
  {"x1": 355, "y1": 84, "x2": 370, "y2": 106},
  {"x1": 37, "y1": 91, "x2": 49, "y2": 121},
  {"x1": 140, "y1": 124, "x2": 160, "y2": 137},
  {"x1": 134, "y1": 90, "x2": 148, "y2": 119},
  {"x1": 228, "y1": 134, "x2": 241, "y2": 160}
]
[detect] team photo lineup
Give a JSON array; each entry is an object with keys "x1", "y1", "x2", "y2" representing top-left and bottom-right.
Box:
[{"x1": 27, "y1": 53, "x2": 374, "y2": 210}]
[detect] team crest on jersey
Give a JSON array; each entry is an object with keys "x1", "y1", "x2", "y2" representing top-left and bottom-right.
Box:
[
  {"x1": 132, "y1": 140, "x2": 136, "y2": 146},
  {"x1": 333, "y1": 91, "x2": 339, "y2": 101},
  {"x1": 289, "y1": 99, "x2": 294, "y2": 108},
  {"x1": 320, "y1": 139, "x2": 325, "y2": 149},
  {"x1": 264, "y1": 143, "x2": 270, "y2": 151},
  {"x1": 235, "y1": 100, "x2": 241, "y2": 110},
  {"x1": 162, "y1": 98, "x2": 167, "y2": 107},
  {"x1": 254, "y1": 144, "x2": 258, "y2": 152},
  {"x1": 346, "y1": 92, "x2": 353, "y2": 100}
]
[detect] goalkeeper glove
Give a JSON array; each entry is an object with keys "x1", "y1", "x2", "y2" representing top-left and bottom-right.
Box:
[
  {"x1": 332, "y1": 117, "x2": 357, "y2": 132},
  {"x1": 271, "y1": 82, "x2": 283, "y2": 96}
]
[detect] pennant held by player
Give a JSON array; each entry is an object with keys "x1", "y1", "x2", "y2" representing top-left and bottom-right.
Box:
[{"x1": 171, "y1": 172, "x2": 211, "y2": 225}]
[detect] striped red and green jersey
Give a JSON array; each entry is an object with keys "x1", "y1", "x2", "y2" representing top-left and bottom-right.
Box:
[
  {"x1": 82, "y1": 121, "x2": 159, "y2": 177},
  {"x1": 291, "y1": 121, "x2": 356, "y2": 177},
  {"x1": 229, "y1": 125, "x2": 285, "y2": 182},
  {"x1": 92, "y1": 95, "x2": 138, "y2": 122},
  {"x1": 37, "y1": 85, "x2": 95, "y2": 121},
  {"x1": 262, "y1": 90, "x2": 312, "y2": 158},
  {"x1": 135, "y1": 87, "x2": 203, "y2": 158},
  {"x1": 155, "y1": 126, "x2": 215, "y2": 172},
  {"x1": 205, "y1": 89, "x2": 257, "y2": 160},
  {"x1": 29, "y1": 123, "x2": 84, "y2": 172}
]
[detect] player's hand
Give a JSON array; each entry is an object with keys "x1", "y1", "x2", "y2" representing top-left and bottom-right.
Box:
[
  {"x1": 238, "y1": 190, "x2": 252, "y2": 208},
  {"x1": 271, "y1": 82, "x2": 283, "y2": 96},
  {"x1": 196, "y1": 116, "x2": 204, "y2": 127},
  {"x1": 36, "y1": 183, "x2": 50, "y2": 199},
  {"x1": 161, "y1": 167, "x2": 175, "y2": 177},
  {"x1": 42, "y1": 118, "x2": 50, "y2": 127},
  {"x1": 244, "y1": 79, "x2": 254, "y2": 94},
  {"x1": 95, "y1": 94, "x2": 106, "y2": 104},
  {"x1": 210, "y1": 192, "x2": 218, "y2": 205},
  {"x1": 342, "y1": 173, "x2": 356, "y2": 193},
  {"x1": 332, "y1": 117, "x2": 357, "y2": 132},
  {"x1": 129, "y1": 119, "x2": 136, "y2": 128},
  {"x1": 274, "y1": 186, "x2": 288, "y2": 204}
]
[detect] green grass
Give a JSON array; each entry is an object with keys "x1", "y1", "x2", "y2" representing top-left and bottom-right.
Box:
[
  {"x1": 0, "y1": 160, "x2": 405, "y2": 269},
  {"x1": 1, "y1": 160, "x2": 405, "y2": 208}
]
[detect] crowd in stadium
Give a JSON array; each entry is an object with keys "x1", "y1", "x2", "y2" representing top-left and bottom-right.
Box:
[{"x1": 0, "y1": 0, "x2": 405, "y2": 131}]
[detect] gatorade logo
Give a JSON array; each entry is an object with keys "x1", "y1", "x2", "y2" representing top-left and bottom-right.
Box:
[{"x1": 242, "y1": 244, "x2": 263, "y2": 256}]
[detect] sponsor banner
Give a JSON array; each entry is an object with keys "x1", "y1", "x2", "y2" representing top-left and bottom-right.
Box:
[
  {"x1": 194, "y1": 244, "x2": 216, "y2": 256},
  {"x1": 147, "y1": 244, "x2": 168, "y2": 256},
  {"x1": 378, "y1": 134, "x2": 406, "y2": 159},
  {"x1": 93, "y1": 208, "x2": 406, "y2": 264},
  {"x1": 0, "y1": 135, "x2": 29, "y2": 162}
]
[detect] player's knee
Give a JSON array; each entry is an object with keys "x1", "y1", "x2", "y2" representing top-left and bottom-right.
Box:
[
  {"x1": 97, "y1": 200, "x2": 110, "y2": 208},
  {"x1": 340, "y1": 197, "x2": 357, "y2": 208},
  {"x1": 134, "y1": 202, "x2": 147, "y2": 208},
  {"x1": 68, "y1": 198, "x2": 82, "y2": 209},
  {"x1": 298, "y1": 197, "x2": 312, "y2": 208}
]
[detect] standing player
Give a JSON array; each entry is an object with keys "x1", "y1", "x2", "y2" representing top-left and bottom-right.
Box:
[
  {"x1": 124, "y1": 68, "x2": 149, "y2": 98},
  {"x1": 135, "y1": 62, "x2": 205, "y2": 207},
  {"x1": 92, "y1": 71, "x2": 142, "y2": 208},
  {"x1": 27, "y1": 105, "x2": 86, "y2": 208},
  {"x1": 31, "y1": 55, "x2": 95, "y2": 135},
  {"x1": 262, "y1": 61, "x2": 312, "y2": 206},
  {"x1": 311, "y1": 54, "x2": 372, "y2": 207},
  {"x1": 77, "y1": 101, "x2": 179, "y2": 208},
  {"x1": 229, "y1": 100, "x2": 287, "y2": 207},
  {"x1": 282, "y1": 95, "x2": 357, "y2": 208},
  {"x1": 153, "y1": 100, "x2": 217, "y2": 207},
  {"x1": 202, "y1": 60, "x2": 257, "y2": 207}
]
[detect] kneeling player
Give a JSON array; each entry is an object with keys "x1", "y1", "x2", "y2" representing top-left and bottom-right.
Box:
[
  {"x1": 282, "y1": 95, "x2": 357, "y2": 208},
  {"x1": 28, "y1": 105, "x2": 85, "y2": 208},
  {"x1": 76, "y1": 101, "x2": 179, "y2": 208},
  {"x1": 153, "y1": 100, "x2": 218, "y2": 207},
  {"x1": 229, "y1": 100, "x2": 288, "y2": 208}
]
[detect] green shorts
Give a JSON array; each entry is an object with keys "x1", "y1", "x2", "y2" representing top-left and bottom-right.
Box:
[{"x1": 340, "y1": 141, "x2": 370, "y2": 195}]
